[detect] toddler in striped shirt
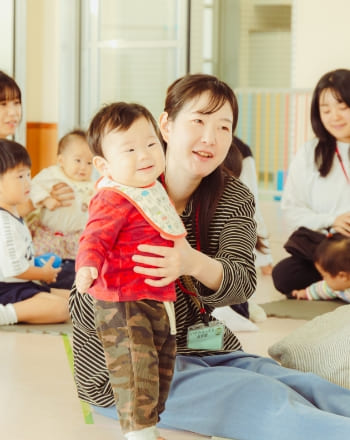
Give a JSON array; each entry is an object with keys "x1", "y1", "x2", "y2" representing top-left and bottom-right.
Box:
[{"x1": 292, "y1": 234, "x2": 350, "y2": 302}]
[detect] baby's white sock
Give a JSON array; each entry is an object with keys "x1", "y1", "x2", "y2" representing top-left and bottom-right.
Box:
[
  {"x1": 124, "y1": 425, "x2": 158, "y2": 440},
  {"x1": 0, "y1": 304, "x2": 18, "y2": 325}
]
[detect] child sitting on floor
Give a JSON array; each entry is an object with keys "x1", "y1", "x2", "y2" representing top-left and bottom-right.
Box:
[
  {"x1": 292, "y1": 234, "x2": 350, "y2": 302},
  {"x1": 30, "y1": 129, "x2": 94, "y2": 260},
  {"x1": 0, "y1": 139, "x2": 69, "y2": 326}
]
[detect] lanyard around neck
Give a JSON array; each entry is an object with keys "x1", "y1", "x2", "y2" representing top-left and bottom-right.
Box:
[
  {"x1": 161, "y1": 172, "x2": 209, "y2": 323},
  {"x1": 174, "y1": 203, "x2": 209, "y2": 321},
  {"x1": 335, "y1": 146, "x2": 350, "y2": 184}
]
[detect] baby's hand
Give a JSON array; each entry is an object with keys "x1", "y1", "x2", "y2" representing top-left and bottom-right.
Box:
[
  {"x1": 40, "y1": 256, "x2": 62, "y2": 283},
  {"x1": 291, "y1": 289, "x2": 307, "y2": 300},
  {"x1": 76, "y1": 266, "x2": 98, "y2": 293},
  {"x1": 43, "y1": 196, "x2": 61, "y2": 211}
]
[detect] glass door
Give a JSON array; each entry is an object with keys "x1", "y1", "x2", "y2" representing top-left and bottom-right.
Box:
[{"x1": 80, "y1": 0, "x2": 188, "y2": 128}]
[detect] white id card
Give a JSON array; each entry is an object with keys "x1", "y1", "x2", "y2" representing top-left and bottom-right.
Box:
[{"x1": 187, "y1": 321, "x2": 225, "y2": 350}]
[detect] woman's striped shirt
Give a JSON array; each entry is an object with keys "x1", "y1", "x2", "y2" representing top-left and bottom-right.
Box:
[{"x1": 69, "y1": 176, "x2": 257, "y2": 407}]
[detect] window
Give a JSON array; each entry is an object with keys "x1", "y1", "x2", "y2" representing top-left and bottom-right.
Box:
[{"x1": 80, "y1": 0, "x2": 188, "y2": 128}]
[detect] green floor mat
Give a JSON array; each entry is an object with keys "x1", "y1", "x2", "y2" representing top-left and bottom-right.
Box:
[
  {"x1": 261, "y1": 299, "x2": 344, "y2": 320},
  {"x1": 0, "y1": 319, "x2": 72, "y2": 335}
]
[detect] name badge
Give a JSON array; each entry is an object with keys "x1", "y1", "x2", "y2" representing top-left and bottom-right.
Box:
[{"x1": 187, "y1": 321, "x2": 225, "y2": 350}]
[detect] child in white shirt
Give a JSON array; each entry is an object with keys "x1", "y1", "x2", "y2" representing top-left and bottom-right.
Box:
[
  {"x1": 0, "y1": 139, "x2": 69, "y2": 326},
  {"x1": 30, "y1": 129, "x2": 94, "y2": 260}
]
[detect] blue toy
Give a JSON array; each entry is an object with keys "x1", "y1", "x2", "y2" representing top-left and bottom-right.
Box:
[{"x1": 34, "y1": 252, "x2": 62, "y2": 268}]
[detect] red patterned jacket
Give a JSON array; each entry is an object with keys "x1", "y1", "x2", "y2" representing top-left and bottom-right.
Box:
[{"x1": 76, "y1": 187, "x2": 178, "y2": 302}]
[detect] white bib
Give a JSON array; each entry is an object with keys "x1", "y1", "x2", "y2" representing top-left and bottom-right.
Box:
[{"x1": 97, "y1": 177, "x2": 186, "y2": 239}]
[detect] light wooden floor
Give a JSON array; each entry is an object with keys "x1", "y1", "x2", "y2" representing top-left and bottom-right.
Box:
[{"x1": 0, "y1": 200, "x2": 307, "y2": 440}]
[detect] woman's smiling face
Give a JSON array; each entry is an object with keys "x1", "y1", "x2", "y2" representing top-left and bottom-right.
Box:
[
  {"x1": 0, "y1": 97, "x2": 22, "y2": 138},
  {"x1": 319, "y1": 88, "x2": 350, "y2": 143},
  {"x1": 161, "y1": 92, "x2": 234, "y2": 180}
]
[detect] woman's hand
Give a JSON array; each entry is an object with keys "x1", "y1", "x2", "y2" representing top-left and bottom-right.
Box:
[
  {"x1": 49, "y1": 182, "x2": 75, "y2": 209},
  {"x1": 133, "y1": 236, "x2": 224, "y2": 291},
  {"x1": 132, "y1": 236, "x2": 194, "y2": 287},
  {"x1": 333, "y1": 212, "x2": 350, "y2": 237}
]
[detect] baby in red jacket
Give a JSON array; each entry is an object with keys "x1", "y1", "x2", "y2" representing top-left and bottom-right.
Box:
[{"x1": 75, "y1": 102, "x2": 186, "y2": 440}]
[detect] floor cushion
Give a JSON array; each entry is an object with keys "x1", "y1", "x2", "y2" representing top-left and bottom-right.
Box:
[{"x1": 268, "y1": 304, "x2": 350, "y2": 388}]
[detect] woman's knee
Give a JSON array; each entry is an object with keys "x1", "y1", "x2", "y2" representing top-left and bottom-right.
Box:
[{"x1": 272, "y1": 256, "x2": 322, "y2": 295}]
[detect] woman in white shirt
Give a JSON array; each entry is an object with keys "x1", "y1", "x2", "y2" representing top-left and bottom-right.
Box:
[{"x1": 272, "y1": 69, "x2": 350, "y2": 296}]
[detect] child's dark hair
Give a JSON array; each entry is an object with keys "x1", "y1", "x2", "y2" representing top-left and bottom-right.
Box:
[
  {"x1": 58, "y1": 129, "x2": 87, "y2": 155},
  {"x1": 0, "y1": 139, "x2": 31, "y2": 176},
  {"x1": 314, "y1": 234, "x2": 350, "y2": 276},
  {"x1": 87, "y1": 102, "x2": 162, "y2": 157},
  {"x1": 0, "y1": 70, "x2": 22, "y2": 103}
]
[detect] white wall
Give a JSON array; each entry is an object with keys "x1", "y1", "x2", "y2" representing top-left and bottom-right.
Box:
[
  {"x1": 26, "y1": 0, "x2": 59, "y2": 122},
  {"x1": 0, "y1": 0, "x2": 14, "y2": 74},
  {"x1": 292, "y1": 0, "x2": 350, "y2": 88},
  {"x1": 229, "y1": 0, "x2": 292, "y2": 88}
]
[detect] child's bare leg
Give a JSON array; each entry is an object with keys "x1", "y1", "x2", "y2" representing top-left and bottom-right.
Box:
[
  {"x1": 13, "y1": 290, "x2": 69, "y2": 324},
  {"x1": 50, "y1": 288, "x2": 70, "y2": 300}
]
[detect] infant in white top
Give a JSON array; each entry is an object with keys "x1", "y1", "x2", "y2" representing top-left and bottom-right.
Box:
[{"x1": 30, "y1": 130, "x2": 95, "y2": 259}]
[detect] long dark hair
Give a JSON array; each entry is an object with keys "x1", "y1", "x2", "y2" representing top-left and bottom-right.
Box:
[
  {"x1": 163, "y1": 74, "x2": 239, "y2": 251},
  {"x1": 311, "y1": 69, "x2": 350, "y2": 176},
  {"x1": 223, "y1": 136, "x2": 253, "y2": 178},
  {"x1": 224, "y1": 137, "x2": 267, "y2": 254}
]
